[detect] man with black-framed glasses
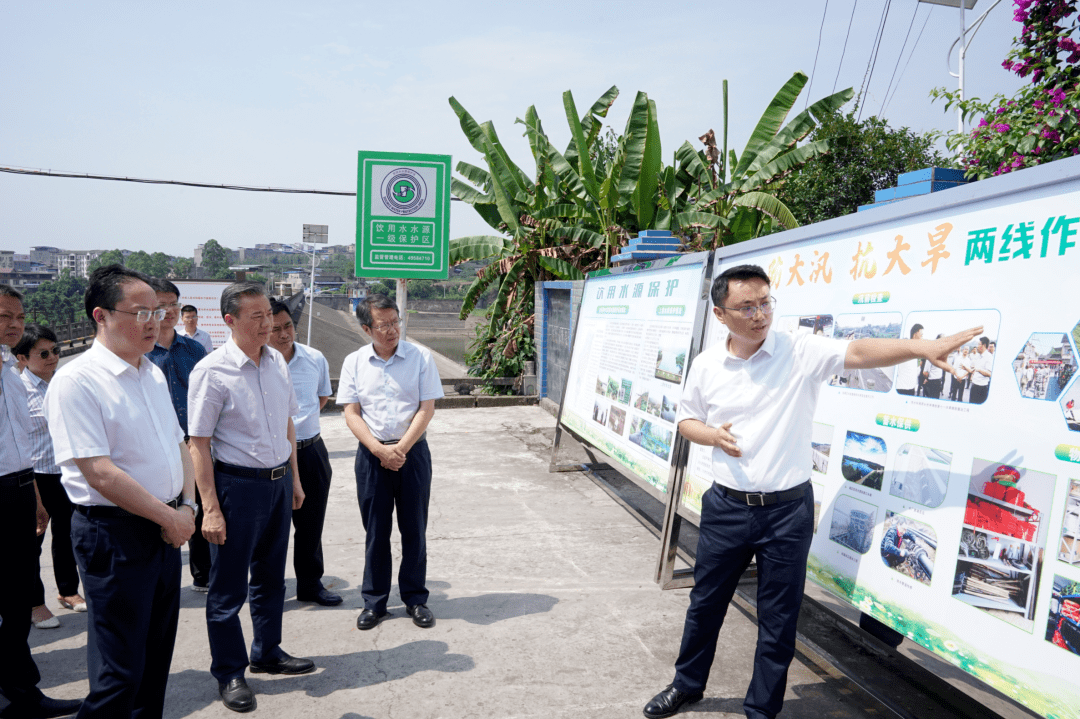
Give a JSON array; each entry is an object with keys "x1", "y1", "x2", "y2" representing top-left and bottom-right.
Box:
[
  {"x1": 644, "y1": 264, "x2": 980, "y2": 719},
  {"x1": 44, "y1": 265, "x2": 196, "y2": 718},
  {"x1": 338, "y1": 293, "x2": 443, "y2": 632}
]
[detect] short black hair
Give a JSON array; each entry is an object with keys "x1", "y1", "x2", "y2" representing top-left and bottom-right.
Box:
[
  {"x1": 269, "y1": 299, "x2": 290, "y2": 317},
  {"x1": 356, "y1": 293, "x2": 398, "y2": 328},
  {"x1": 980, "y1": 336, "x2": 990, "y2": 347},
  {"x1": 220, "y1": 281, "x2": 267, "y2": 319},
  {"x1": 149, "y1": 277, "x2": 181, "y2": 298},
  {"x1": 13, "y1": 324, "x2": 58, "y2": 359},
  {"x1": 910, "y1": 323, "x2": 924, "y2": 338},
  {"x1": 710, "y1": 264, "x2": 770, "y2": 307},
  {"x1": 85, "y1": 264, "x2": 154, "y2": 330},
  {"x1": 181, "y1": 305, "x2": 198, "y2": 316},
  {"x1": 0, "y1": 284, "x2": 23, "y2": 302}
]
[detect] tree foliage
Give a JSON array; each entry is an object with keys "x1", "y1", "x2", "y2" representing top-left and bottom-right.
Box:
[
  {"x1": 775, "y1": 111, "x2": 951, "y2": 225},
  {"x1": 201, "y1": 239, "x2": 232, "y2": 279},
  {"x1": 932, "y1": 0, "x2": 1080, "y2": 179},
  {"x1": 172, "y1": 257, "x2": 194, "y2": 278},
  {"x1": 24, "y1": 270, "x2": 88, "y2": 325},
  {"x1": 88, "y1": 249, "x2": 125, "y2": 273}
]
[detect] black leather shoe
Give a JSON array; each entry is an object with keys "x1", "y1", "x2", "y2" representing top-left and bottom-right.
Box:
[
  {"x1": 356, "y1": 608, "x2": 388, "y2": 630},
  {"x1": 296, "y1": 587, "x2": 343, "y2": 606},
  {"x1": 249, "y1": 652, "x2": 315, "y2": 675},
  {"x1": 643, "y1": 684, "x2": 703, "y2": 719},
  {"x1": 406, "y1": 603, "x2": 435, "y2": 628},
  {"x1": 2, "y1": 695, "x2": 82, "y2": 718},
  {"x1": 219, "y1": 678, "x2": 256, "y2": 713}
]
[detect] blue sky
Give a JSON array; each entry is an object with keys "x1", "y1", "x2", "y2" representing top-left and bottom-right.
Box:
[
  {"x1": 845, "y1": 430, "x2": 888, "y2": 461},
  {"x1": 1, "y1": 1, "x2": 1029, "y2": 258}
]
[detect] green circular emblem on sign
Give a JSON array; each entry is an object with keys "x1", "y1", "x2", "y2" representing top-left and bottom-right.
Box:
[{"x1": 381, "y1": 168, "x2": 426, "y2": 215}]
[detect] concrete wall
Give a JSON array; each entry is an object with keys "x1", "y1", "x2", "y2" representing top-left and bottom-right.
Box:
[{"x1": 534, "y1": 280, "x2": 584, "y2": 408}]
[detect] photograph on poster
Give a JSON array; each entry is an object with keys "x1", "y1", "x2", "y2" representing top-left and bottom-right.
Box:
[
  {"x1": 828, "y1": 313, "x2": 902, "y2": 392},
  {"x1": 618, "y1": 378, "x2": 633, "y2": 405},
  {"x1": 654, "y1": 338, "x2": 689, "y2": 384},
  {"x1": 880, "y1": 511, "x2": 937, "y2": 586},
  {"x1": 1012, "y1": 332, "x2": 1076, "y2": 401},
  {"x1": 841, "y1": 431, "x2": 887, "y2": 490},
  {"x1": 888, "y1": 443, "x2": 952, "y2": 508},
  {"x1": 1045, "y1": 574, "x2": 1080, "y2": 655},
  {"x1": 812, "y1": 482, "x2": 823, "y2": 534},
  {"x1": 898, "y1": 309, "x2": 1001, "y2": 403},
  {"x1": 1061, "y1": 383, "x2": 1080, "y2": 431},
  {"x1": 606, "y1": 376, "x2": 620, "y2": 401},
  {"x1": 592, "y1": 400, "x2": 609, "y2": 427},
  {"x1": 953, "y1": 460, "x2": 1053, "y2": 630},
  {"x1": 1060, "y1": 480, "x2": 1080, "y2": 565},
  {"x1": 775, "y1": 314, "x2": 834, "y2": 337},
  {"x1": 812, "y1": 422, "x2": 833, "y2": 476},
  {"x1": 628, "y1": 417, "x2": 673, "y2": 461},
  {"x1": 608, "y1": 406, "x2": 627, "y2": 437},
  {"x1": 828, "y1": 494, "x2": 877, "y2": 554}
]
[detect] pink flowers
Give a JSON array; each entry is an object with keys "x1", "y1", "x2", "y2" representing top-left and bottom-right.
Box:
[
  {"x1": 1041, "y1": 127, "x2": 1062, "y2": 142},
  {"x1": 994, "y1": 123, "x2": 1012, "y2": 133}
]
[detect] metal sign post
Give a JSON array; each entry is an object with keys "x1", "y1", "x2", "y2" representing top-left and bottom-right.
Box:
[{"x1": 301, "y1": 224, "x2": 328, "y2": 345}]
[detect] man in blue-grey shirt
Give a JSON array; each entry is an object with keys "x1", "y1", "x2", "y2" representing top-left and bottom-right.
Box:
[
  {"x1": 267, "y1": 299, "x2": 340, "y2": 607},
  {"x1": 145, "y1": 278, "x2": 210, "y2": 592},
  {"x1": 338, "y1": 294, "x2": 444, "y2": 631}
]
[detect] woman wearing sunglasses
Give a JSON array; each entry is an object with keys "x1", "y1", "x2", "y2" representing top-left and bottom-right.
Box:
[{"x1": 14, "y1": 324, "x2": 86, "y2": 629}]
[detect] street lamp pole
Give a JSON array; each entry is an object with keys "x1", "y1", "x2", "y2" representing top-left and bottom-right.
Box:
[{"x1": 300, "y1": 224, "x2": 328, "y2": 346}]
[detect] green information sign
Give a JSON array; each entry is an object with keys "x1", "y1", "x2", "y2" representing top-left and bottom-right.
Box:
[{"x1": 355, "y1": 150, "x2": 451, "y2": 279}]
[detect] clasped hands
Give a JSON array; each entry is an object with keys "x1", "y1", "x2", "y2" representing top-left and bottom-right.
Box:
[
  {"x1": 160, "y1": 505, "x2": 196, "y2": 549},
  {"x1": 374, "y1": 443, "x2": 407, "y2": 471}
]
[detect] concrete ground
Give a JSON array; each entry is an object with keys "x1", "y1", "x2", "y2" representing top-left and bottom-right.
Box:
[{"x1": 28, "y1": 406, "x2": 889, "y2": 719}]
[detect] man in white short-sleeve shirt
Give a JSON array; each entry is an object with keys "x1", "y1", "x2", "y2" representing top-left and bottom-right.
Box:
[
  {"x1": 643, "y1": 264, "x2": 979, "y2": 719},
  {"x1": 268, "y1": 299, "x2": 340, "y2": 607},
  {"x1": 338, "y1": 294, "x2": 444, "y2": 631},
  {"x1": 45, "y1": 266, "x2": 196, "y2": 718},
  {"x1": 969, "y1": 336, "x2": 994, "y2": 404}
]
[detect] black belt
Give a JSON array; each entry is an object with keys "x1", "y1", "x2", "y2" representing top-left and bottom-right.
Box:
[
  {"x1": 0, "y1": 468, "x2": 35, "y2": 488},
  {"x1": 297, "y1": 434, "x2": 321, "y2": 450},
  {"x1": 718, "y1": 481, "x2": 810, "y2": 507},
  {"x1": 379, "y1": 439, "x2": 400, "y2": 446},
  {"x1": 214, "y1": 460, "x2": 289, "y2": 480},
  {"x1": 76, "y1": 495, "x2": 181, "y2": 518}
]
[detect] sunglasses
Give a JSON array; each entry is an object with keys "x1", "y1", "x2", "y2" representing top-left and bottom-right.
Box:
[{"x1": 35, "y1": 347, "x2": 61, "y2": 360}]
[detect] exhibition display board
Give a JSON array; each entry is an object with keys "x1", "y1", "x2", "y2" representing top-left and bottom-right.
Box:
[
  {"x1": 555, "y1": 253, "x2": 710, "y2": 499},
  {"x1": 672, "y1": 176, "x2": 1080, "y2": 719},
  {"x1": 171, "y1": 280, "x2": 232, "y2": 347}
]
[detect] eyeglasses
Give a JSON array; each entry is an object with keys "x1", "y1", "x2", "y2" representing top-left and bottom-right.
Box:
[
  {"x1": 717, "y1": 297, "x2": 777, "y2": 319},
  {"x1": 36, "y1": 347, "x2": 61, "y2": 360},
  {"x1": 371, "y1": 319, "x2": 402, "y2": 332},
  {"x1": 107, "y1": 307, "x2": 167, "y2": 322}
]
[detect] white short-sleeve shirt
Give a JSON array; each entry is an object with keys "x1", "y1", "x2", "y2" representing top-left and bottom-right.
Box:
[
  {"x1": 184, "y1": 327, "x2": 215, "y2": 353},
  {"x1": 187, "y1": 339, "x2": 299, "y2": 468},
  {"x1": 337, "y1": 341, "x2": 444, "y2": 442},
  {"x1": 677, "y1": 330, "x2": 850, "y2": 492},
  {"x1": 0, "y1": 354, "x2": 33, "y2": 476},
  {"x1": 971, "y1": 350, "x2": 993, "y2": 386},
  {"x1": 287, "y1": 342, "x2": 332, "y2": 441},
  {"x1": 44, "y1": 342, "x2": 186, "y2": 506}
]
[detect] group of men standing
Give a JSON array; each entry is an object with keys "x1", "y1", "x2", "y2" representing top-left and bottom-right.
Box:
[{"x1": 0, "y1": 266, "x2": 442, "y2": 717}]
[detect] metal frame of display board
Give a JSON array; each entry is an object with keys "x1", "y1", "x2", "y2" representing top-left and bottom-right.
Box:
[{"x1": 548, "y1": 252, "x2": 714, "y2": 584}]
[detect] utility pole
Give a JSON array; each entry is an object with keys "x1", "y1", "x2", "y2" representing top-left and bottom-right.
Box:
[{"x1": 301, "y1": 224, "x2": 328, "y2": 345}]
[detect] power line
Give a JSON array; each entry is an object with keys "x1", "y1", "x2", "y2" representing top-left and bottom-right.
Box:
[
  {"x1": 882, "y1": 6, "x2": 933, "y2": 115},
  {"x1": 857, "y1": 0, "x2": 893, "y2": 122},
  {"x1": 805, "y1": 0, "x2": 831, "y2": 109},
  {"x1": 833, "y1": 0, "x2": 859, "y2": 93},
  {"x1": 879, "y1": 2, "x2": 921, "y2": 118}
]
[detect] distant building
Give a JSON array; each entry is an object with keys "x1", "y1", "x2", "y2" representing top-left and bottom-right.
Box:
[
  {"x1": 55, "y1": 250, "x2": 104, "y2": 278},
  {"x1": 0, "y1": 267, "x2": 58, "y2": 291}
]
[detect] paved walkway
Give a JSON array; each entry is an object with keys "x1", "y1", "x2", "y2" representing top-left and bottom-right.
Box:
[{"x1": 27, "y1": 407, "x2": 887, "y2": 718}]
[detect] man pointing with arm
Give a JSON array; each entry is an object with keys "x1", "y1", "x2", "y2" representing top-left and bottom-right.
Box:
[{"x1": 644, "y1": 264, "x2": 979, "y2": 719}]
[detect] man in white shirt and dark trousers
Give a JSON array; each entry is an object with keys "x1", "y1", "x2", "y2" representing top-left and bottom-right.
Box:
[
  {"x1": 643, "y1": 265, "x2": 979, "y2": 719},
  {"x1": 45, "y1": 267, "x2": 198, "y2": 718},
  {"x1": 0, "y1": 286, "x2": 82, "y2": 719},
  {"x1": 188, "y1": 283, "x2": 314, "y2": 713},
  {"x1": 969, "y1": 336, "x2": 993, "y2": 404},
  {"x1": 338, "y1": 294, "x2": 444, "y2": 631},
  {"x1": 267, "y1": 299, "x2": 340, "y2": 607}
]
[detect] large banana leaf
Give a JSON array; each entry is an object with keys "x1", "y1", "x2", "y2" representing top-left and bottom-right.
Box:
[
  {"x1": 518, "y1": 113, "x2": 588, "y2": 202},
  {"x1": 731, "y1": 72, "x2": 807, "y2": 181},
  {"x1": 449, "y1": 97, "x2": 489, "y2": 156},
  {"x1": 617, "y1": 92, "x2": 651, "y2": 209},
  {"x1": 676, "y1": 211, "x2": 725, "y2": 229},
  {"x1": 733, "y1": 192, "x2": 798, "y2": 230},
  {"x1": 534, "y1": 203, "x2": 595, "y2": 220},
  {"x1": 455, "y1": 161, "x2": 491, "y2": 190},
  {"x1": 633, "y1": 98, "x2": 663, "y2": 229},
  {"x1": 563, "y1": 90, "x2": 600, "y2": 200},
  {"x1": 449, "y1": 235, "x2": 513, "y2": 264},
  {"x1": 743, "y1": 88, "x2": 854, "y2": 179},
  {"x1": 479, "y1": 121, "x2": 531, "y2": 204},
  {"x1": 538, "y1": 255, "x2": 585, "y2": 280},
  {"x1": 566, "y1": 85, "x2": 619, "y2": 166},
  {"x1": 489, "y1": 258, "x2": 525, "y2": 332},
  {"x1": 675, "y1": 141, "x2": 711, "y2": 187},
  {"x1": 451, "y1": 177, "x2": 491, "y2": 206},
  {"x1": 735, "y1": 140, "x2": 831, "y2": 193},
  {"x1": 551, "y1": 226, "x2": 607, "y2": 249}
]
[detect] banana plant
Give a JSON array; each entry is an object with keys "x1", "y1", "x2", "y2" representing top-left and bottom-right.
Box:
[{"x1": 672, "y1": 73, "x2": 855, "y2": 248}]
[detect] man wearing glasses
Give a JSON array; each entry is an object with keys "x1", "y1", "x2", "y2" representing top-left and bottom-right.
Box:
[
  {"x1": 337, "y1": 294, "x2": 443, "y2": 631},
  {"x1": 644, "y1": 265, "x2": 979, "y2": 719},
  {"x1": 44, "y1": 266, "x2": 196, "y2": 718},
  {"x1": 145, "y1": 278, "x2": 210, "y2": 592}
]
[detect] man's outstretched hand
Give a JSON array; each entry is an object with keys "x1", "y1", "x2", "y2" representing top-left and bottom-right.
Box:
[{"x1": 925, "y1": 326, "x2": 983, "y2": 365}]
